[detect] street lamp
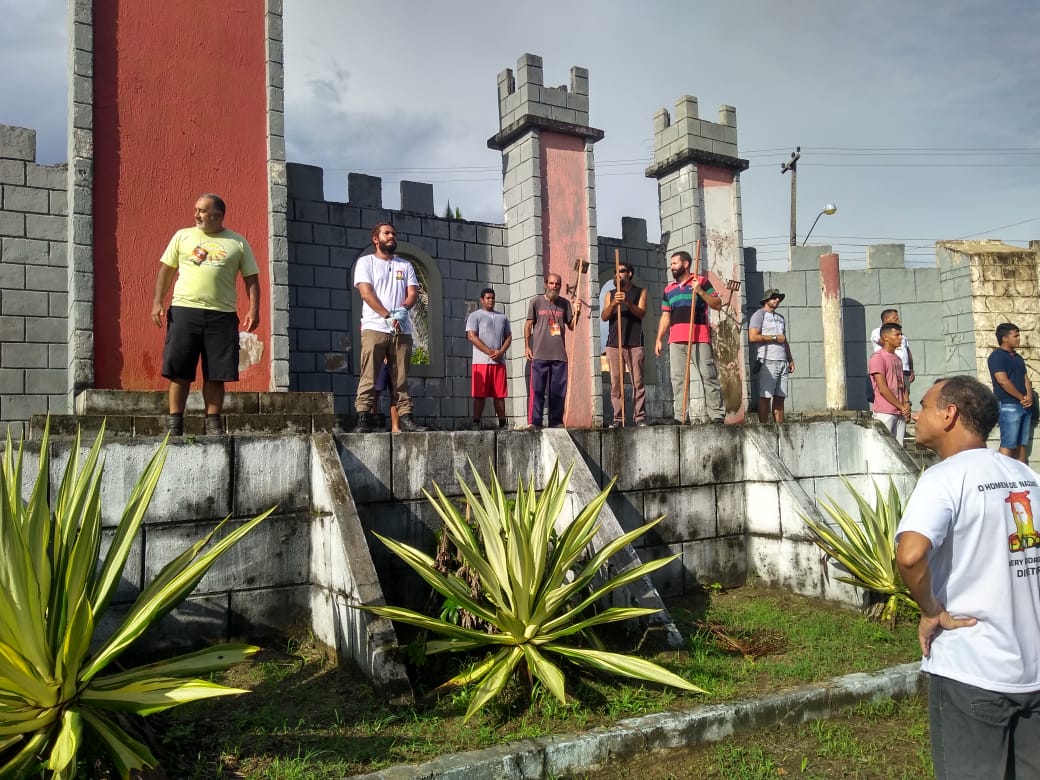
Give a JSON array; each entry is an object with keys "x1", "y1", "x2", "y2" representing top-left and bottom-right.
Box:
[{"x1": 802, "y1": 203, "x2": 837, "y2": 245}]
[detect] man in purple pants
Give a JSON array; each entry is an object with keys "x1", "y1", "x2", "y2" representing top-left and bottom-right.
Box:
[{"x1": 524, "y1": 274, "x2": 580, "y2": 428}]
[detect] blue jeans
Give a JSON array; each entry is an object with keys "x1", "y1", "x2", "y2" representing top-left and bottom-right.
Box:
[
  {"x1": 998, "y1": 403, "x2": 1031, "y2": 449},
  {"x1": 929, "y1": 674, "x2": 1040, "y2": 779}
]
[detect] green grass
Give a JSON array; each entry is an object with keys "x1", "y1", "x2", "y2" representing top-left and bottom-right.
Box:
[
  {"x1": 115, "y1": 586, "x2": 922, "y2": 779},
  {"x1": 582, "y1": 695, "x2": 932, "y2": 779}
]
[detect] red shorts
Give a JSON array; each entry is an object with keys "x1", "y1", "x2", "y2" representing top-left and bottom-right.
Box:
[{"x1": 471, "y1": 363, "x2": 507, "y2": 399}]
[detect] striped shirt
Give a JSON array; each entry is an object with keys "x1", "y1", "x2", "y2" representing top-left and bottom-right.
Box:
[{"x1": 662, "y1": 276, "x2": 716, "y2": 344}]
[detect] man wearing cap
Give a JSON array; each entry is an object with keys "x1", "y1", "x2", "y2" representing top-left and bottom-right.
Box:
[
  {"x1": 749, "y1": 289, "x2": 794, "y2": 423},
  {"x1": 655, "y1": 250, "x2": 724, "y2": 424}
]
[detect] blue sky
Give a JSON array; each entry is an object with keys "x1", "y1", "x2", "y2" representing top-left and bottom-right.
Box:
[{"x1": 5, "y1": 1, "x2": 1038, "y2": 268}]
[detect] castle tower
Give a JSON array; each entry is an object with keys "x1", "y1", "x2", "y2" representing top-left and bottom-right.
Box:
[
  {"x1": 488, "y1": 54, "x2": 604, "y2": 428},
  {"x1": 645, "y1": 97, "x2": 750, "y2": 422},
  {"x1": 71, "y1": 0, "x2": 287, "y2": 394}
]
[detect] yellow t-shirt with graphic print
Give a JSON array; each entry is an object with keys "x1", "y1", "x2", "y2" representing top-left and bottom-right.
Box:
[{"x1": 160, "y1": 227, "x2": 259, "y2": 312}]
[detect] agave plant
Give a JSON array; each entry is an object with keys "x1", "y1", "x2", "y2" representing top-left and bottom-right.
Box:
[
  {"x1": 0, "y1": 421, "x2": 274, "y2": 778},
  {"x1": 802, "y1": 477, "x2": 916, "y2": 628},
  {"x1": 360, "y1": 460, "x2": 704, "y2": 721}
]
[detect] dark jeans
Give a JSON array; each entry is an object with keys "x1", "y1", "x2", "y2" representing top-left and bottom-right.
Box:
[
  {"x1": 529, "y1": 359, "x2": 567, "y2": 426},
  {"x1": 928, "y1": 673, "x2": 1040, "y2": 779}
]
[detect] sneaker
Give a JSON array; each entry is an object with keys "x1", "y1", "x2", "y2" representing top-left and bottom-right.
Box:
[
  {"x1": 398, "y1": 414, "x2": 428, "y2": 432},
  {"x1": 607, "y1": 421, "x2": 622, "y2": 430},
  {"x1": 636, "y1": 419, "x2": 649, "y2": 427},
  {"x1": 165, "y1": 414, "x2": 184, "y2": 436},
  {"x1": 497, "y1": 418, "x2": 508, "y2": 429},
  {"x1": 468, "y1": 420, "x2": 482, "y2": 431},
  {"x1": 204, "y1": 415, "x2": 223, "y2": 436},
  {"x1": 354, "y1": 412, "x2": 374, "y2": 433}
]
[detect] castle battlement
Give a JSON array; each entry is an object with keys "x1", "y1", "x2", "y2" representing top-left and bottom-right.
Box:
[{"x1": 496, "y1": 53, "x2": 590, "y2": 131}]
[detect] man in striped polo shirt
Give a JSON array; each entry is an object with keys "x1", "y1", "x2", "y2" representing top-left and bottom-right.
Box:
[{"x1": 654, "y1": 250, "x2": 724, "y2": 425}]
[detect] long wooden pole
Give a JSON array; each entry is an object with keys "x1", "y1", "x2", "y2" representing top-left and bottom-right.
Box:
[
  {"x1": 562, "y1": 257, "x2": 587, "y2": 426},
  {"x1": 614, "y1": 248, "x2": 625, "y2": 427},
  {"x1": 679, "y1": 240, "x2": 702, "y2": 425}
]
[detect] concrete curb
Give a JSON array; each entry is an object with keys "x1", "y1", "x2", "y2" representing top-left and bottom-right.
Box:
[{"x1": 350, "y1": 662, "x2": 923, "y2": 779}]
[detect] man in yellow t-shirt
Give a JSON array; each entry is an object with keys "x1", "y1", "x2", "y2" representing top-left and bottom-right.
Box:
[{"x1": 151, "y1": 194, "x2": 261, "y2": 436}]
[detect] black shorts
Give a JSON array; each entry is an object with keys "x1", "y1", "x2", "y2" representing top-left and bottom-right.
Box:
[{"x1": 161, "y1": 306, "x2": 240, "y2": 383}]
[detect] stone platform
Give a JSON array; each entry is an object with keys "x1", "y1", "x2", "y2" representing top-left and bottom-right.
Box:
[{"x1": 29, "y1": 390, "x2": 338, "y2": 439}]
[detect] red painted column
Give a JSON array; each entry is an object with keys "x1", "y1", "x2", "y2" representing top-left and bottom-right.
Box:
[
  {"x1": 541, "y1": 132, "x2": 592, "y2": 428},
  {"x1": 91, "y1": 0, "x2": 271, "y2": 391},
  {"x1": 819, "y1": 252, "x2": 847, "y2": 410}
]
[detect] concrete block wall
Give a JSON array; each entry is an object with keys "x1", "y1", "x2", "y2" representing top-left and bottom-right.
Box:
[
  {"x1": 335, "y1": 423, "x2": 917, "y2": 610},
  {"x1": 285, "y1": 163, "x2": 509, "y2": 424},
  {"x1": 746, "y1": 244, "x2": 944, "y2": 412},
  {"x1": 0, "y1": 125, "x2": 70, "y2": 436},
  {"x1": 745, "y1": 419, "x2": 919, "y2": 607},
  {"x1": 36, "y1": 435, "x2": 314, "y2": 656},
  {"x1": 7, "y1": 421, "x2": 920, "y2": 671},
  {"x1": 571, "y1": 425, "x2": 751, "y2": 597}
]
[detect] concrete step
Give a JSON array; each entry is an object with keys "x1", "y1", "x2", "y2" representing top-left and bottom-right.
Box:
[
  {"x1": 73, "y1": 389, "x2": 334, "y2": 416},
  {"x1": 30, "y1": 413, "x2": 343, "y2": 439}
]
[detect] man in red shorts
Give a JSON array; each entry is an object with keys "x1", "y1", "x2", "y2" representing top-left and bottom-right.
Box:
[{"x1": 465, "y1": 288, "x2": 512, "y2": 429}]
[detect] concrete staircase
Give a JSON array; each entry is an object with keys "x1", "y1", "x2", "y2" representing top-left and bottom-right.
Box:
[{"x1": 30, "y1": 390, "x2": 339, "y2": 439}]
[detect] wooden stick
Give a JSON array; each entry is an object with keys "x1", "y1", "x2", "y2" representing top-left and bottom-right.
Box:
[
  {"x1": 615, "y1": 248, "x2": 625, "y2": 427},
  {"x1": 562, "y1": 257, "x2": 588, "y2": 426},
  {"x1": 679, "y1": 240, "x2": 702, "y2": 425}
]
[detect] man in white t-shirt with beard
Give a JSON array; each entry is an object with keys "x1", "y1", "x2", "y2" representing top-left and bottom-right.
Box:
[
  {"x1": 352, "y1": 222, "x2": 427, "y2": 433},
  {"x1": 896, "y1": 375, "x2": 1040, "y2": 779}
]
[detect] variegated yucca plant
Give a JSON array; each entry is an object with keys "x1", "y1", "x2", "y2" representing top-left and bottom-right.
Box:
[
  {"x1": 0, "y1": 421, "x2": 274, "y2": 778},
  {"x1": 360, "y1": 460, "x2": 703, "y2": 721},
  {"x1": 802, "y1": 477, "x2": 917, "y2": 628}
]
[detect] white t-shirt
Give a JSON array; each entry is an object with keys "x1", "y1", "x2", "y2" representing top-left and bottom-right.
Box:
[
  {"x1": 870, "y1": 326, "x2": 911, "y2": 372},
  {"x1": 896, "y1": 448, "x2": 1040, "y2": 693},
  {"x1": 353, "y1": 253, "x2": 419, "y2": 335}
]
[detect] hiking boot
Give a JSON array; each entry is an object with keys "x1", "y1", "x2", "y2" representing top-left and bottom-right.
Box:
[
  {"x1": 165, "y1": 414, "x2": 184, "y2": 436},
  {"x1": 204, "y1": 415, "x2": 224, "y2": 436},
  {"x1": 398, "y1": 414, "x2": 428, "y2": 432},
  {"x1": 354, "y1": 412, "x2": 375, "y2": 433}
]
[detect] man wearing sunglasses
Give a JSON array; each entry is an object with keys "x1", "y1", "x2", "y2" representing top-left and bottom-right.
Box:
[{"x1": 601, "y1": 262, "x2": 648, "y2": 428}]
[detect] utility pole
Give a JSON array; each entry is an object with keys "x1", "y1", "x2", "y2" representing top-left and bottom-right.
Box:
[{"x1": 781, "y1": 147, "x2": 800, "y2": 247}]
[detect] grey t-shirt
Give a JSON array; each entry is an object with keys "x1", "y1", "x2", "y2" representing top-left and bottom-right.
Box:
[
  {"x1": 465, "y1": 308, "x2": 511, "y2": 365},
  {"x1": 526, "y1": 295, "x2": 573, "y2": 362},
  {"x1": 749, "y1": 308, "x2": 788, "y2": 360}
]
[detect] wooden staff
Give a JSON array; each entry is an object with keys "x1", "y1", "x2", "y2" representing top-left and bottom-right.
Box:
[
  {"x1": 562, "y1": 256, "x2": 589, "y2": 425},
  {"x1": 614, "y1": 248, "x2": 626, "y2": 426},
  {"x1": 679, "y1": 240, "x2": 702, "y2": 425}
]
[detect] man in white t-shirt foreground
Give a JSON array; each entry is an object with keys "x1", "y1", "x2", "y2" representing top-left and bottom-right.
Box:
[
  {"x1": 353, "y1": 222, "x2": 427, "y2": 433},
  {"x1": 896, "y1": 375, "x2": 1040, "y2": 779}
]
